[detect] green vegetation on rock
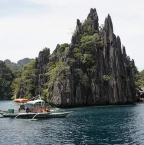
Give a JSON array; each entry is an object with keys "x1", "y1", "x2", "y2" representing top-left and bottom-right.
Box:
[
  {"x1": 12, "y1": 60, "x2": 37, "y2": 99},
  {"x1": 135, "y1": 70, "x2": 144, "y2": 88}
]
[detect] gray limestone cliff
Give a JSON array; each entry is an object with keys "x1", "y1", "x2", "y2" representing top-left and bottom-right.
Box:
[
  {"x1": 16, "y1": 8, "x2": 137, "y2": 107},
  {"x1": 48, "y1": 8, "x2": 136, "y2": 107}
]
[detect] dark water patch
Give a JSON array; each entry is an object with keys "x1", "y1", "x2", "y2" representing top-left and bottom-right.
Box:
[{"x1": 0, "y1": 101, "x2": 144, "y2": 144}]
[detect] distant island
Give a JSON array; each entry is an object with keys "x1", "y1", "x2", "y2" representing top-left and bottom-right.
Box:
[
  {"x1": 0, "y1": 8, "x2": 144, "y2": 107},
  {"x1": 4, "y1": 58, "x2": 34, "y2": 70}
]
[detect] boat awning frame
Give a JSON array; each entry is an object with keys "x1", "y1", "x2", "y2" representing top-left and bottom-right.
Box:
[{"x1": 25, "y1": 100, "x2": 45, "y2": 105}]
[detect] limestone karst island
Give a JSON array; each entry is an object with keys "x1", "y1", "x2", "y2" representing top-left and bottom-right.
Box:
[{"x1": 0, "y1": 8, "x2": 143, "y2": 107}]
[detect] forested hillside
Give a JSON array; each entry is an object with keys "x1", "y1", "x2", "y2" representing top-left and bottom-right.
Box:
[{"x1": 0, "y1": 61, "x2": 14, "y2": 99}]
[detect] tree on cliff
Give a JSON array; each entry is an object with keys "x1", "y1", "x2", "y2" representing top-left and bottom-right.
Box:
[{"x1": 135, "y1": 70, "x2": 144, "y2": 87}]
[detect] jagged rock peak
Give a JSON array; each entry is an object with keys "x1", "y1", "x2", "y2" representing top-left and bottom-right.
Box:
[
  {"x1": 107, "y1": 14, "x2": 111, "y2": 19},
  {"x1": 122, "y1": 45, "x2": 127, "y2": 56},
  {"x1": 76, "y1": 19, "x2": 82, "y2": 32},
  {"x1": 127, "y1": 56, "x2": 130, "y2": 61},
  {"x1": 77, "y1": 19, "x2": 81, "y2": 26},
  {"x1": 87, "y1": 8, "x2": 99, "y2": 30},
  {"x1": 53, "y1": 44, "x2": 61, "y2": 53},
  {"x1": 116, "y1": 36, "x2": 121, "y2": 46},
  {"x1": 104, "y1": 14, "x2": 113, "y2": 32},
  {"x1": 116, "y1": 36, "x2": 122, "y2": 54},
  {"x1": 87, "y1": 8, "x2": 98, "y2": 20},
  {"x1": 38, "y1": 47, "x2": 50, "y2": 65},
  {"x1": 131, "y1": 59, "x2": 135, "y2": 66}
]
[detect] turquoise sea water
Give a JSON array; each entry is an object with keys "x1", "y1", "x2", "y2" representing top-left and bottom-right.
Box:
[{"x1": 0, "y1": 101, "x2": 144, "y2": 145}]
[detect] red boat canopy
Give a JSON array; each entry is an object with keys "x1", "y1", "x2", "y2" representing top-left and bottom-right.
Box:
[{"x1": 13, "y1": 98, "x2": 29, "y2": 103}]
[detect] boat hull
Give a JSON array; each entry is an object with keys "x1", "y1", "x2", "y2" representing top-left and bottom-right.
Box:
[{"x1": 2, "y1": 112, "x2": 70, "y2": 118}]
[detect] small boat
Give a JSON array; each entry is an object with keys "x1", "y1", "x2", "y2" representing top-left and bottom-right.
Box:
[
  {"x1": 13, "y1": 98, "x2": 29, "y2": 103},
  {"x1": 2, "y1": 97, "x2": 70, "y2": 119},
  {"x1": 2, "y1": 112, "x2": 70, "y2": 119}
]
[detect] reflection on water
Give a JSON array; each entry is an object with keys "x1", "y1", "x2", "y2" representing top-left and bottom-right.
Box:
[{"x1": 0, "y1": 101, "x2": 144, "y2": 144}]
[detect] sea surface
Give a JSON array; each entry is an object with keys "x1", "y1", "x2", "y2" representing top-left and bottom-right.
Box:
[{"x1": 0, "y1": 101, "x2": 144, "y2": 145}]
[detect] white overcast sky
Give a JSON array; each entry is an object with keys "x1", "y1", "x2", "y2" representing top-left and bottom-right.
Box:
[{"x1": 0, "y1": 0, "x2": 144, "y2": 71}]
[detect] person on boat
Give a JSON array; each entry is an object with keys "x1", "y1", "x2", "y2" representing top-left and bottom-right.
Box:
[
  {"x1": 29, "y1": 107, "x2": 34, "y2": 112},
  {"x1": 42, "y1": 107, "x2": 46, "y2": 113},
  {"x1": 39, "y1": 107, "x2": 42, "y2": 112},
  {"x1": 42, "y1": 107, "x2": 49, "y2": 113},
  {"x1": 20, "y1": 104, "x2": 25, "y2": 110},
  {"x1": 46, "y1": 107, "x2": 50, "y2": 112},
  {"x1": 26, "y1": 107, "x2": 30, "y2": 113},
  {"x1": 18, "y1": 104, "x2": 25, "y2": 112}
]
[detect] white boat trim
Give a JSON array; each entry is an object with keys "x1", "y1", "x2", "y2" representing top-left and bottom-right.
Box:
[{"x1": 26, "y1": 99, "x2": 45, "y2": 105}]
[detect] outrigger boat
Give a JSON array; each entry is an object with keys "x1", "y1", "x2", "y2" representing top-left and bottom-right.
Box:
[{"x1": 0, "y1": 98, "x2": 70, "y2": 120}]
